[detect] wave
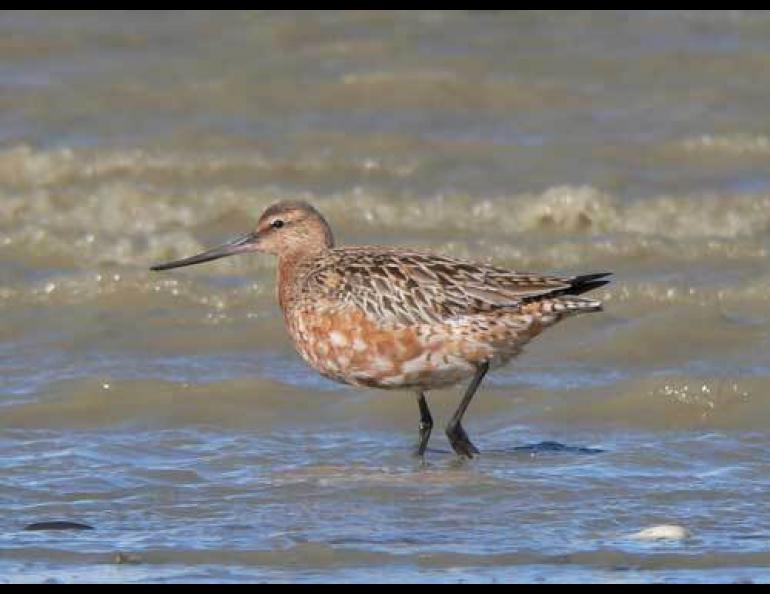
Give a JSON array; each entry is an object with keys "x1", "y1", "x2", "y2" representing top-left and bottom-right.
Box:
[
  {"x1": 3, "y1": 146, "x2": 770, "y2": 244},
  {"x1": 1, "y1": 367, "x2": 767, "y2": 431}
]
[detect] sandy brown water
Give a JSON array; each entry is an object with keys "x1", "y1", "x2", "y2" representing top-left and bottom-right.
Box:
[{"x1": 2, "y1": 10, "x2": 770, "y2": 583}]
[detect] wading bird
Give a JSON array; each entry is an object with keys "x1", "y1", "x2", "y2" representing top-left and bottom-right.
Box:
[{"x1": 152, "y1": 201, "x2": 610, "y2": 459}]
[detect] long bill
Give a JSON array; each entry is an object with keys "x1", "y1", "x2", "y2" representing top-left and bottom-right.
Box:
[{"x1": 150, "y1": 232, "x2": 258, "y2": 271}]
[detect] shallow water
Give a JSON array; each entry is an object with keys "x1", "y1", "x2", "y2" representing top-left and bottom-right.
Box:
[{"x1": 2, "y1": 10, "x2": 770, "y2": 583}]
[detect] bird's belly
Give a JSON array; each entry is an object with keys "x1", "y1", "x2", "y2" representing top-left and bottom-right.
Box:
[
  {"x1": 287, "y1": 307, "x2": 533, "y2": 390},
  {"x1": 295, "y1": 325, "x2": 477, "y2": 389}
]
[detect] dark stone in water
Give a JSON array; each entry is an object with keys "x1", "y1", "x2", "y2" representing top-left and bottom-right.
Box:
[{"x1": 24, "y1": 521, "x2": 94, "y2": 531}]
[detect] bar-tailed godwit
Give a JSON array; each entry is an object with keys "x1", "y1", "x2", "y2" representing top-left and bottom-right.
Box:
[{"x1": 151, "y1": 201, "x2": 610, "y2": 459}]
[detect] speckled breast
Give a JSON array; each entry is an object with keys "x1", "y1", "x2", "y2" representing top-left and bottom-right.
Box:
[{"x1": 284, "y1": 303, "x2": 533, "y2": 390}]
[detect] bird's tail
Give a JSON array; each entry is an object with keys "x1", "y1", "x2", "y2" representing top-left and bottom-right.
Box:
[
  {"x1": 549, "y1": 295, "x2": 604, "y2": 314},
  {"x1": 549, "y1": 272, "x2": 611, "y2": 314}
]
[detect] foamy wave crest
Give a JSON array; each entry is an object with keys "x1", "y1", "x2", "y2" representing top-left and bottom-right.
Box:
[
  {"x1": 679, "y1": 134, "x2": 770, "y2": 156},
  {"x1": 3, "y1": 146, "x2": 770, "y2": 273},
  {"x1": 334, "y1": 185, "x2": 770, "y2": 239},
  {"x1": 0, "y1": 145, "x2": 417, "y2": 189}
]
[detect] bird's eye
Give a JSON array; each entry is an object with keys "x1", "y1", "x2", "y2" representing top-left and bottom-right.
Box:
[{"x1": 271, "y1": 219, "x2": 285, "y2": 229}]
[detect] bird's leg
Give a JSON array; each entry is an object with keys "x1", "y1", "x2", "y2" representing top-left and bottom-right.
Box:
[
  {"x1": 446, "y1": 362, "x2": 489, "y2": 459},
  {"x1": 414, "y1": 391, "x2": 433, "y2": 459}
]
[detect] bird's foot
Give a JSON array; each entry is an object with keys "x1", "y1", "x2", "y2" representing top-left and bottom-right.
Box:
[{"x1": 447, "y1": 423, "x2": 480, "y2": 459}]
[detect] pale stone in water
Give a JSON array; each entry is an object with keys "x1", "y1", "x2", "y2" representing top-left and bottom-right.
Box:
[{"x1": 630, "y1": 525, "x2": 690, "y2": 541}]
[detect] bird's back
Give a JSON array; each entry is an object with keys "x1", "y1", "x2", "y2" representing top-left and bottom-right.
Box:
[{"x1": 290, "y1": 246, "x2": 610, "y2": 327}]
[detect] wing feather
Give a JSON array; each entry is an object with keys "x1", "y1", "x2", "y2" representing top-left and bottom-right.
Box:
[{"x1": 302, "y1": 247, "x2": 610, "y2": 326}]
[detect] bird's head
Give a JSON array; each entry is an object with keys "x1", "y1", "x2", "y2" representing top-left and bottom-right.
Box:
[{"x1": 150, "y1": 200, "x2": 334, "y2": 271}]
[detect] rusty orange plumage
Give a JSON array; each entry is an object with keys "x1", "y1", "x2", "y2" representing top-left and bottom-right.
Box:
[{"x1": 152, "y1": 201, "x2": 611, "y2": 459}]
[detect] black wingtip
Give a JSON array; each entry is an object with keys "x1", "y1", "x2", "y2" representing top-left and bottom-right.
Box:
[
  {"x1": 574, "y1": 272, "x2": 613, "y2": 283},
  {"x1": 569, "y1": 272, "x2": 612, "y2": 296}
]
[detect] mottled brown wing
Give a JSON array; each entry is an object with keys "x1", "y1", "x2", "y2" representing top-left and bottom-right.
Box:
[{"x1": 304, "y1": 247, "x2": 609, "y2": 326}]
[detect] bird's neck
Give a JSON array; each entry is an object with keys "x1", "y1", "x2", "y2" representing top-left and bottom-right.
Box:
[{"x1": 276, "y1": 247, "x2": 327, "y2": 314}]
